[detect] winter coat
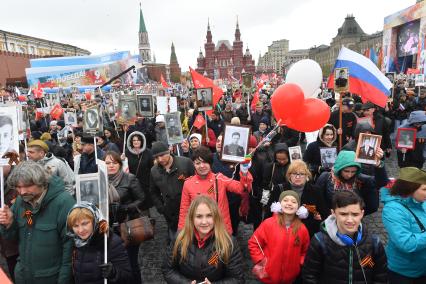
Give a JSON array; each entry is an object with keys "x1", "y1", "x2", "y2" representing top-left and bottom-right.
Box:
[
  {"x1": 392, "y1": 97, "x2": 415, "y2": 120},
  {"x1": 381, "y1": 186, "x2": 426, "y2": 278},
  {"x1": 155, "y1": 126, "x2": 168, "y2": 145},
  {"x1": 150, "y1": 155, "x2": 194, "y2": 231},
  {"x1": 113, "y1": 172, "x2": 145, "y2": 223},
  {"x1": 162, "y1": 235, "x2": 244, "y2": 283},
  {"x1": 78, "y1": 147, "x2": 105, "y2": 175},
  {"x1": 329, "y1": 110, "x2": 357, "y2": 146},
  {"x1": 68, "y1": 202, "x2": 132, "y2": 284},
  {"x1": 127, "y1": 118, "x2": 156, "y2": 148},
  {"x1": 178, "y1": 171, "x2": 252, "y2": 234},
  {"x1": 125, "y1": 131, "x2": 154, "y2": 210},
  {"x1": 304, "y1": 125, "x2": 338, "y2": 181},
  {"x1": 0, "y1": 176, "x2": 75, "y2": 284},
  {"x1": 271, "y1": 126, "x2": 300, "y2": 147},
  {"x1": 38, "y1": 152, "x2": 75, "y2": 195},
  {"x1": 208, "y1": 118, "x2": 225, "y2": 138},
  {"x1": 302, "y1": 216, "x2": 388, "y2": 284},
  {"x1": 315, "y1": 151, "x2": 388, "y2": 215},
  {"x1": 100, "y1": 140, "x2": 120, "y2": 154},
  {"x1": 248, "y1": 214, "x2": 310, "y2": 283},
  {"x1": 251, "y1": 110, "x2": 268, "y2": 132},
  {"x1": 221, "y1": 109, "x2": 235, "y2": 123},
  {"x1": 261, "y1": 143, "x2": 290, "y2": 218},
  {"x1": 236, "y1": 106, "x2": 250, "y2": 125}
]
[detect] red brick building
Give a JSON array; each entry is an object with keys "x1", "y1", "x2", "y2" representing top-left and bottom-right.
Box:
[
  {"x1": 196, "y1": 20, "x2": 255, "y2": 80},
  {"x1": 0, "y1": 51, "x2": 39, "y2": 87},
  {"x1": 169, "y1": 42, "x2": 181, "y2": 83}
]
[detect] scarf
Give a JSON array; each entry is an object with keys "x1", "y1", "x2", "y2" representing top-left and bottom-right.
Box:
[
  {"x1": 109, "y1": 170, "x2": 125, "y2": 188},
  {"x1": 290, "y1": 183, "x2": 304, "y2": 198},
  {"x1": 331, "y1": 170, "x2": 358, "y2": 192},
  {"x1": 194, "y1": 228, "x2": 213, "y2": 248}
]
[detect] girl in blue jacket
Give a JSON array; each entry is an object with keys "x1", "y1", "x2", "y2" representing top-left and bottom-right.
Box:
[{"x1": 381, "y1": 167, "x2": 426, "y2": 283}]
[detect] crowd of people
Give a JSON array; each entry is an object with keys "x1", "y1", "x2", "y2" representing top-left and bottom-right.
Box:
[{"x1": 0, "y1": 76, "x2": 425, "y2": 284}]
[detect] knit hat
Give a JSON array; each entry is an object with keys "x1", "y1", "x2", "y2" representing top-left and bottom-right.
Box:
[
  {"x1": 342, "y1": 98, "x2": 354, "y2": 107},
  {"x1": 189, "y1": 133, "x2": 202, "y2": 143},
  {"x1": 151, "y1": 141, "x2": 169, "y2": 157},
  {"x1": 27, "y1": 139, "x2": 49, "y2": 152},
  {"x1": 397, "y1": 167, "x2": 426, "y2": 185},
  {"x1": 230, "y1": 117, "x2": 241, "y2": 125},
  {"x1": 248, "y1": 135, "x2": 258, "y2": 148},
  {"x1": 40, "y1": 132, "x2": 52, "y2": 141},
  {"x1": 81, "y1": 135, "x2": 95, "y2": 144},
  {"x1": 259, "y1": 116, "x2": 270, "y2": 126},
  {"x1": 31, "y1": 131, "x2": 42, "y2": 140},
  {"x1": 57, "y1": 120, "x2": 65, "y2": 128},
  {"x1": 279, "y1": 190, "x2": 301, "y2": 207}
]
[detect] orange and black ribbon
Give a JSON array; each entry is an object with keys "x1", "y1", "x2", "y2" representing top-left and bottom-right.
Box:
[
  {"x1": 23, "y1": 210, "x2": 33, "y2": 227},
  {"x1": 360, "y1": 255, "x2": 375, "y2": 268},
  {"x1": 208, "y1": 251, "x2": 219, "y2": 266}
]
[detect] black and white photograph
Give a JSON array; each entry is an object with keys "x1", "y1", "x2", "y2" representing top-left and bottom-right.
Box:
[
  {"x1": 289, "y1": 146, "x2": 303, "y2": 163},
  {"x1": 396, "y1": 128, "x2": 417, "y2": 150},
  {"x1": 355, "y1": 133, "x2": 382, "y2": 165},
  {"x1": 196, "y1": 87, "x2": 213, "y2": 111},
  {"x1": 83, "y1": 106, "x2": 100, "y2": 132},
  {"x1": 0, "y1": 105, "x2": 19, "y2": 158},
  {"x1": 165, "y1": 112, "x2": 183, "y2": 145},
  {"x1": 97, "y1": 159, "x2": 109, "y2": 219},
  {"x1": 320, "y1": 147, "x2": 338, "y2": 169},
  {"x1": 242, "y1": 73, "x2": 253, "y2": 89},
  {"x1": 415, "y1": 74, "x2": 425, "y2": 87},
  {"x1": 157, "y1": 96, "x2": 177, "y2": 114},
  {"x1": 385, "y1": 72, "x2": 396, "y2": 84},
  {"x1": 117, "y1": 94, "x2": 137, "y2": 125},
  {"x1": 334, "y1": 67, "x2": 349, "y2": 93},
  {"x1": 221, "y1": 124, "x2": 250, "y2": 163},
  {"x1": 137, "y1": 94, "x2": 154, "y2": 117},
  {"x1": 64, "y1": 111, "x2": 78, "y2": 127},
  {"x1": 76, "y1": 173, "x2": 100, "y2": 206}
]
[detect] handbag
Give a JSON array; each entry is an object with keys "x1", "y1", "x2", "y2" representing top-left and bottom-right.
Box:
[
  {"x1": 120, "y1": 209, "x2": 156, "y2": 246},
  {"x1": 251, "y1": 235, "x2": 269, "y2": 280}
]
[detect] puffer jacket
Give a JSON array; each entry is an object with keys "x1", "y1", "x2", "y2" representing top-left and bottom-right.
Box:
[
  {"x1": 162, "y1": 235, "x2": 244, "y2": 283},
  {"x1": 248, "y1": 214, "x2": 310, "y2": 283},
  {"x1": 67, "y1": 203, "x2": 133, "y2": 284},
  {"x1": 315, "y1": 151, "x2": 388, "y2": 215},
  {"x1": 150, "y1": 155, "x2": 194, "y2": 231},
  {"x1": 125, "y1": 131, "x2": 154, "y2": 210},
  {"x1": 38, "y1": 152, "x2": 75, "y2": 195},
  {"x1": 112, "y1": 172, "x2": 145, "y2": 223},
  {"x1": 381, "y1": 186, "x2": 426, "y2": 278},
  {"x1": 302, "y1": 215, "x2": 387, "y2": 284},
  {"x1": 178, "y1": 171, "x2": 252, "y2": 234}
]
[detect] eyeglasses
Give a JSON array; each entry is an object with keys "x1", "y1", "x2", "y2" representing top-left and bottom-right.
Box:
[{"x1": 290, "y1": 173, "x2": 306, "y2": 178}]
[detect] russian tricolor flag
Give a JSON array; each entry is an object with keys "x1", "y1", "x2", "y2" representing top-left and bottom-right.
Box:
[{"x1": 328, "y1": 47, "x2": 393, "y2": 108}]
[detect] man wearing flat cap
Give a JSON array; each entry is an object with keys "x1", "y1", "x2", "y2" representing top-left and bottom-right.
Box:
[
  {"x1": 76, "y1": 135, "x2": 105, "y2": 174},
  {"x1": 27, "y1": 140, "x2": 75, "y2": 196}
]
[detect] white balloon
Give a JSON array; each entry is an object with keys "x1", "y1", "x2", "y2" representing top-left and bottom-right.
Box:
[{"x1": 286, "y1": 59, "x2": 323, "y2": 98}]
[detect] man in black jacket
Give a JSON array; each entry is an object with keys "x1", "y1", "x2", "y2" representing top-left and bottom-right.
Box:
[
  {"x1": 149, "y1": 142, "x2": 194, "y2": 242},
  {"x1": 302, "y1": 191, "x2": 387, "y2": 284}
]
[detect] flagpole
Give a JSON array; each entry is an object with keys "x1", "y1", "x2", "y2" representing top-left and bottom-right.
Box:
[
  {"x1": 204, "y1": 112, "x2": 208, "y2": 145},
  {"x1": 338, "y1": 93, "x2": 343, "y2": 151}
]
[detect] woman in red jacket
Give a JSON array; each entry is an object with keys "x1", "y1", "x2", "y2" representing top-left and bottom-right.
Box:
[
  {"x1": 178, "y1": 146, "x2": 252, "y2": 235},
  {"x1": 248, "y1": 190, "x2": 310, "y2": 284}
]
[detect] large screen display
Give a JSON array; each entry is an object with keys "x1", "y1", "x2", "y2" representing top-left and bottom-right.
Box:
[{"x1": 397, "y1": 20, "x2": 420, "y2": 57}]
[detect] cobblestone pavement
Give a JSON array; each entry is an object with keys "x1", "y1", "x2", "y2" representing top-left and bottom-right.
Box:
[{"x1": 0, "y1": 150, "x2": 405, "y2": 283}]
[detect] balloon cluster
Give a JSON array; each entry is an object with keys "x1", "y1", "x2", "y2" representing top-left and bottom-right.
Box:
[{"x1": 271, "y1": 59, "x2": 330, "y2": 132}]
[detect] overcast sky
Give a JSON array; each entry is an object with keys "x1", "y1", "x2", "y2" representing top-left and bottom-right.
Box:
[{"x1": 1, "y1": 0, "x2": 415, "y2": 72}]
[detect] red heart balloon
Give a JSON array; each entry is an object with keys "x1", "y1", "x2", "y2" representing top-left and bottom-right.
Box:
[
  {"x1": 271, "y1": 83, "x2": 304, "y2": 123},
  {"x1": 285, "y1": 98, "x2": 331, "y2": 132}
]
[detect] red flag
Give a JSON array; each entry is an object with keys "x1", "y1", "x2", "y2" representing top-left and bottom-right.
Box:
[
  {"x1": 251, "y1": 91, "x2": 259, "y2": 110},
  {"x1": 160, "y1": 74, "x2": 169, "y2": 88},
  {"x1": 50, "y1": 104, "x2": 64, "y2": 120},
  {"x1": 189, "y1": 67, "x2": 223, "y2": 115},
  {"x1": 193, "y1": 114, "x2": 206, "y2": 129},
  {"x1": 407, "y1": 68, "x2": 420, "y2": 74},
  {"x1": 33, "y1": 82, "x2": 44, "y2": 99},
  {"x1": 0, "y1": 268, "x2": 12, "y2": 284}
]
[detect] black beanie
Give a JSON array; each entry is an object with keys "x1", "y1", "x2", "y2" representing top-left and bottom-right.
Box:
[{"x1": 151, "y1": 141, "x2": 169, "y2": 157}]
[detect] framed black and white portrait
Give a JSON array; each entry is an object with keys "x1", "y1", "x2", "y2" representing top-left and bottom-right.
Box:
[
  {"x1": 320, "y1": 147, "x2": 337, "y2": 169},
  {"x1": 83, "y1": 106, "x2": 100, "y2": 132},
  {"x1": 76, "y1": 173, "x2": 100, "y2": 207},
  {"x1": 334, "y1": 67, "x2": 349, "y2": 93},
  {"x1": 64, "y1": 111, "x2": 78, "y2": 127},
  {"x1": 137, "y1": 94, "x2": 154, "y2": 118},
  {"x1": 396, "y1": 128, "x2": 417, "y2": 150},
  {"x1": 289, "y1": 146, "x2": 302, "y2": 163},
  {"x1": 221, "y1": 124, "x2": 250, "y2": 163},
  {"x1": 415, "y1": 74, "x2": 425, "y2": 87},
  {"x1": 118, "y1": 94, "x2": 137, "y2": 125},
  {"x1": 242, "y1": 73, "x2": 253, "y2": 89},
  {"x1": 355, "y1": 133, "x2": 382, "y2": 165},
  {"x1": 385, "y1": 72, "x2": 396, "y2": 84},
  {"x1": 0, "y1": 106, "x2": 19, "y2": 158},
  {"x1": 196, "y1": 88, "x2": 213, "y2": 111},
  {"x1": 165, "y1": 112, "x2": 183, "y2": 145}
]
